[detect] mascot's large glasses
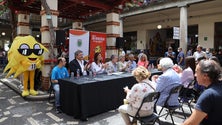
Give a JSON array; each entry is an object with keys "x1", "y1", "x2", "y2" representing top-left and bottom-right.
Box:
[
  {"x1": 17, "y1": 43, "x2": 44, "y2": 56},
  {"x1": 18, "y1": 49, "x2": 44, "y2": 56}
]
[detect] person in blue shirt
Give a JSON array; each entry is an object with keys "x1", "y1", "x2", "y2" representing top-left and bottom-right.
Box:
[
  {"x1": 183, "y1": 60, "x2": 222, "y2": 125},
  {"x1": 164, "y1": 47, "x2": 176, "y2": 63},
  {"x1": 177, "y1": 47, "x2": 185, "y2": 68},
  {"x1": 51, "y1": 57, "x2": 69, "y2": 113},
  {"x1": 186, "y1": 48, "x2": 193, "y2": 57},
  {"x1": 127, "y1": 54, "x2": 137, "y2": 71},
  {"x1": 152, "y1": 57, "x2": 181, "y2": 106}
]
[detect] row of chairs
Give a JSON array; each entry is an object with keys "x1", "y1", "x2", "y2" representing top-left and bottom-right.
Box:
[
  {"x1": 129, "y1": 83, "x2": 195, "y2": 125},
  {"x1": 48, "y1": 82, "x2": 195, "y2": 124},
  {"x1": 48, "y1": 83, "x2": 55, "y2": 103},
  {"x1": 178, "y1": 80, "x2": 196, "y2": 113},
  {"x1": 129, "y1": 91, "x2": 161, "y2": 125}
]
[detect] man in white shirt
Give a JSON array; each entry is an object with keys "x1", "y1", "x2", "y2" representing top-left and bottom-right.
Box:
[{"x1": 193, "y1": 45, "x2": 206, "y2": 61}]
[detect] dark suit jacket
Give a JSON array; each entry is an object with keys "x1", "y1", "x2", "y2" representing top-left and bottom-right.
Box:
[{"x1": 69, "y1": 59, "x2": 88, "y2": 76}]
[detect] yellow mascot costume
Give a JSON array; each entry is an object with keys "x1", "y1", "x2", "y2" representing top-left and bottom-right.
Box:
[{"x1": 4, "y1": 35, "x2": 48, "y2": 97}]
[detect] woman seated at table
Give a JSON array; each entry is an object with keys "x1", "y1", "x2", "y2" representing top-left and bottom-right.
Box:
[
  {"x1": 118, "y1": 66, "x2": 156, "y2": 125},
  {"x1": 137, "y1": 54, "x2": 149, "y2": 68},
  {"x1": 118, "y1": 54, "x2": 129, "y2": 72},
  {"x1": 90, "y1": 52, "x2": 107, "y2": 74}
]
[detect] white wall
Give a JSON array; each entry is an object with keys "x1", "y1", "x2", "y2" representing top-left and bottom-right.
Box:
[
  {"x1": 198, "y1": 22, "x2": 214, "y2": 48},
  {"x1": 137, "y1": 29, "x2": 146, "y2": 49},
  {"x1": 84, "y1": 11, "x2": 222, "y2": 50},
  {"x1": 124, "y1": 13, "x2": 222, "y2": 50},
  {"x1": 189, "y1": 14, "x2": 222, "y2": 48}
]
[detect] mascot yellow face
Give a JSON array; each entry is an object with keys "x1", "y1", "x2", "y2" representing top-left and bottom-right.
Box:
[
  {"x1": 94, "y1": 45, "x2": 101, "y2": 53},
  {"x1": 4, "y1": 35, "x2": 48, "y2": 78}
]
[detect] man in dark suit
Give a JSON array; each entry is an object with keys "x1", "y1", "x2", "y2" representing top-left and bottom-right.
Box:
[{"x1": 69, "y1": 50, "x2": 90, "y2": 76}]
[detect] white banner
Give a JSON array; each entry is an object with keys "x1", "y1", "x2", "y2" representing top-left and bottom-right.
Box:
[
  {"x1": 69, "y1": 29, "x2": 89, "y2": 62},
  {"x1": 173, "y1": 27, "x2": 180, "y2": 40}
]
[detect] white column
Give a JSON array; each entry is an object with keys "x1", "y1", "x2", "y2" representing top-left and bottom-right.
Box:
[
  {"x1": 179, "y1": 6, "x2": 188, "y2": 53},
  {"x1": 40, "y1": 0, "x2": 58, "y2": 90},
  {"x1": 106, "y1": 12, "x2": 120, "y2": 58},
  {"x1": 17, "y1": 11, "x2": 30, "y2": 36},
  {"x1": 119, "y1": 18, "x2": 123, "y2": 37}
]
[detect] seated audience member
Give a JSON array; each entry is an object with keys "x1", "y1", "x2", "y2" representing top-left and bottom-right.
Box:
[
  {"x1": 51, "y1": 57, "x2": 69, "y2": 113},
  {"x1": 180, "y1": 56, "x2": 196, "y2": 88},
  {"x1": 205, "y1": 48, "x2": 212, "y2": 59},
  {"x1": 172, "y1": 64, "x2": 183, "y2": 75},
  {"x1": 106, "y1": 54, "x2": 119, "y2": 72},
  {"x1": 118, "y1": 54, "x2": 129, "y2": 72},
  {"x1": 197, "y1": 56, "x2": 206, "y2": 64},
  {"x1": 118, "y1": 66, "x2": 156, "y2": 125},
  {"x1": 193, "y1": 56, "x2": 206, "y2": 97},
  {"x1": 137, "y1": 49, "x2": 144, "y2": 60},
  {"x1": 165, "y1": 47, "x2": 176, "y2": 64},
  {"x1": 90, "y1": 52, "x2": 106, "y2": 74},
  {"x1": 69, "y1": 50, "x2": 90, "y2": 76},
  {"x1": 127, "y1": 54, "x2": 137, "y2": 71},
  {"x1": 152, "y1": 57, "x2": 181, "y2": 106},
  {"x1": 156, "y1": 57, "x2": 163, "y2": 70},
  {"x1": 216, "y1": 49, "x2": 222, "y2": 66},
  {"x1": 177, "y1": 56, "x2": 196, "y2": 101},
  {"x1": 183, "y1": 60, "x2": 222, "y2": 125},
  {"x1": 209, "y1": 56, "x2": 220, "y2": 65},
  {"x1": 137, "y1": 53, "x2": 149, "y2": 68}
]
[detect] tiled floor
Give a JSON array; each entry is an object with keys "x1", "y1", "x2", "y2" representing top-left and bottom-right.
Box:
[{"x1": 0, "y1": 78, "x2": 193, "y2": 125}]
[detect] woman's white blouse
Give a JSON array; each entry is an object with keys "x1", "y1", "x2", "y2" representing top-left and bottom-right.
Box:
[
  {"x1": 126, "y1": 80, "x2": 155, "y2": 111},
  {"x1": 91, "y1": 62, "x2": 105, "y2": 74}
]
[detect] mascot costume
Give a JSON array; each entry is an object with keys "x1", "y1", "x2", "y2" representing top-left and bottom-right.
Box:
[{"x1": 4, "y1": 35, "x2": 48, "y2": 97}]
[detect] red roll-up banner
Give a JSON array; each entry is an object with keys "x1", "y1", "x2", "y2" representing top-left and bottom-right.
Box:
[{"x1": 89, "y1": 32, "x2": 106, "y2": 63}]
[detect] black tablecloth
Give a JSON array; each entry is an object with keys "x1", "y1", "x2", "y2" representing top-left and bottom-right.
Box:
[
  {"x1": 59, "y1": 70, "x2": 162, "y2": 120},
  {"x1": 59, "y1": 73, "x2": 136, "y2": 119}
]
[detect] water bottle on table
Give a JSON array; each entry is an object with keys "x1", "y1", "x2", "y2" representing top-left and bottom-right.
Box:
[
  {"x1": 89, "y1": 70, "x2": 93, "y2": 79},
  {"x1": 76, "y1": 69, "x2": 80, "y2": 79},
  {"x1": 92, "y1": 68, "x2": 96, "y2": 77},
  {"x1": 71, "y1": 72, "x2": 74, "y2": 80},
  {"x1": 83, "y1": 70, "x2": 87, "y2": 76}
]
